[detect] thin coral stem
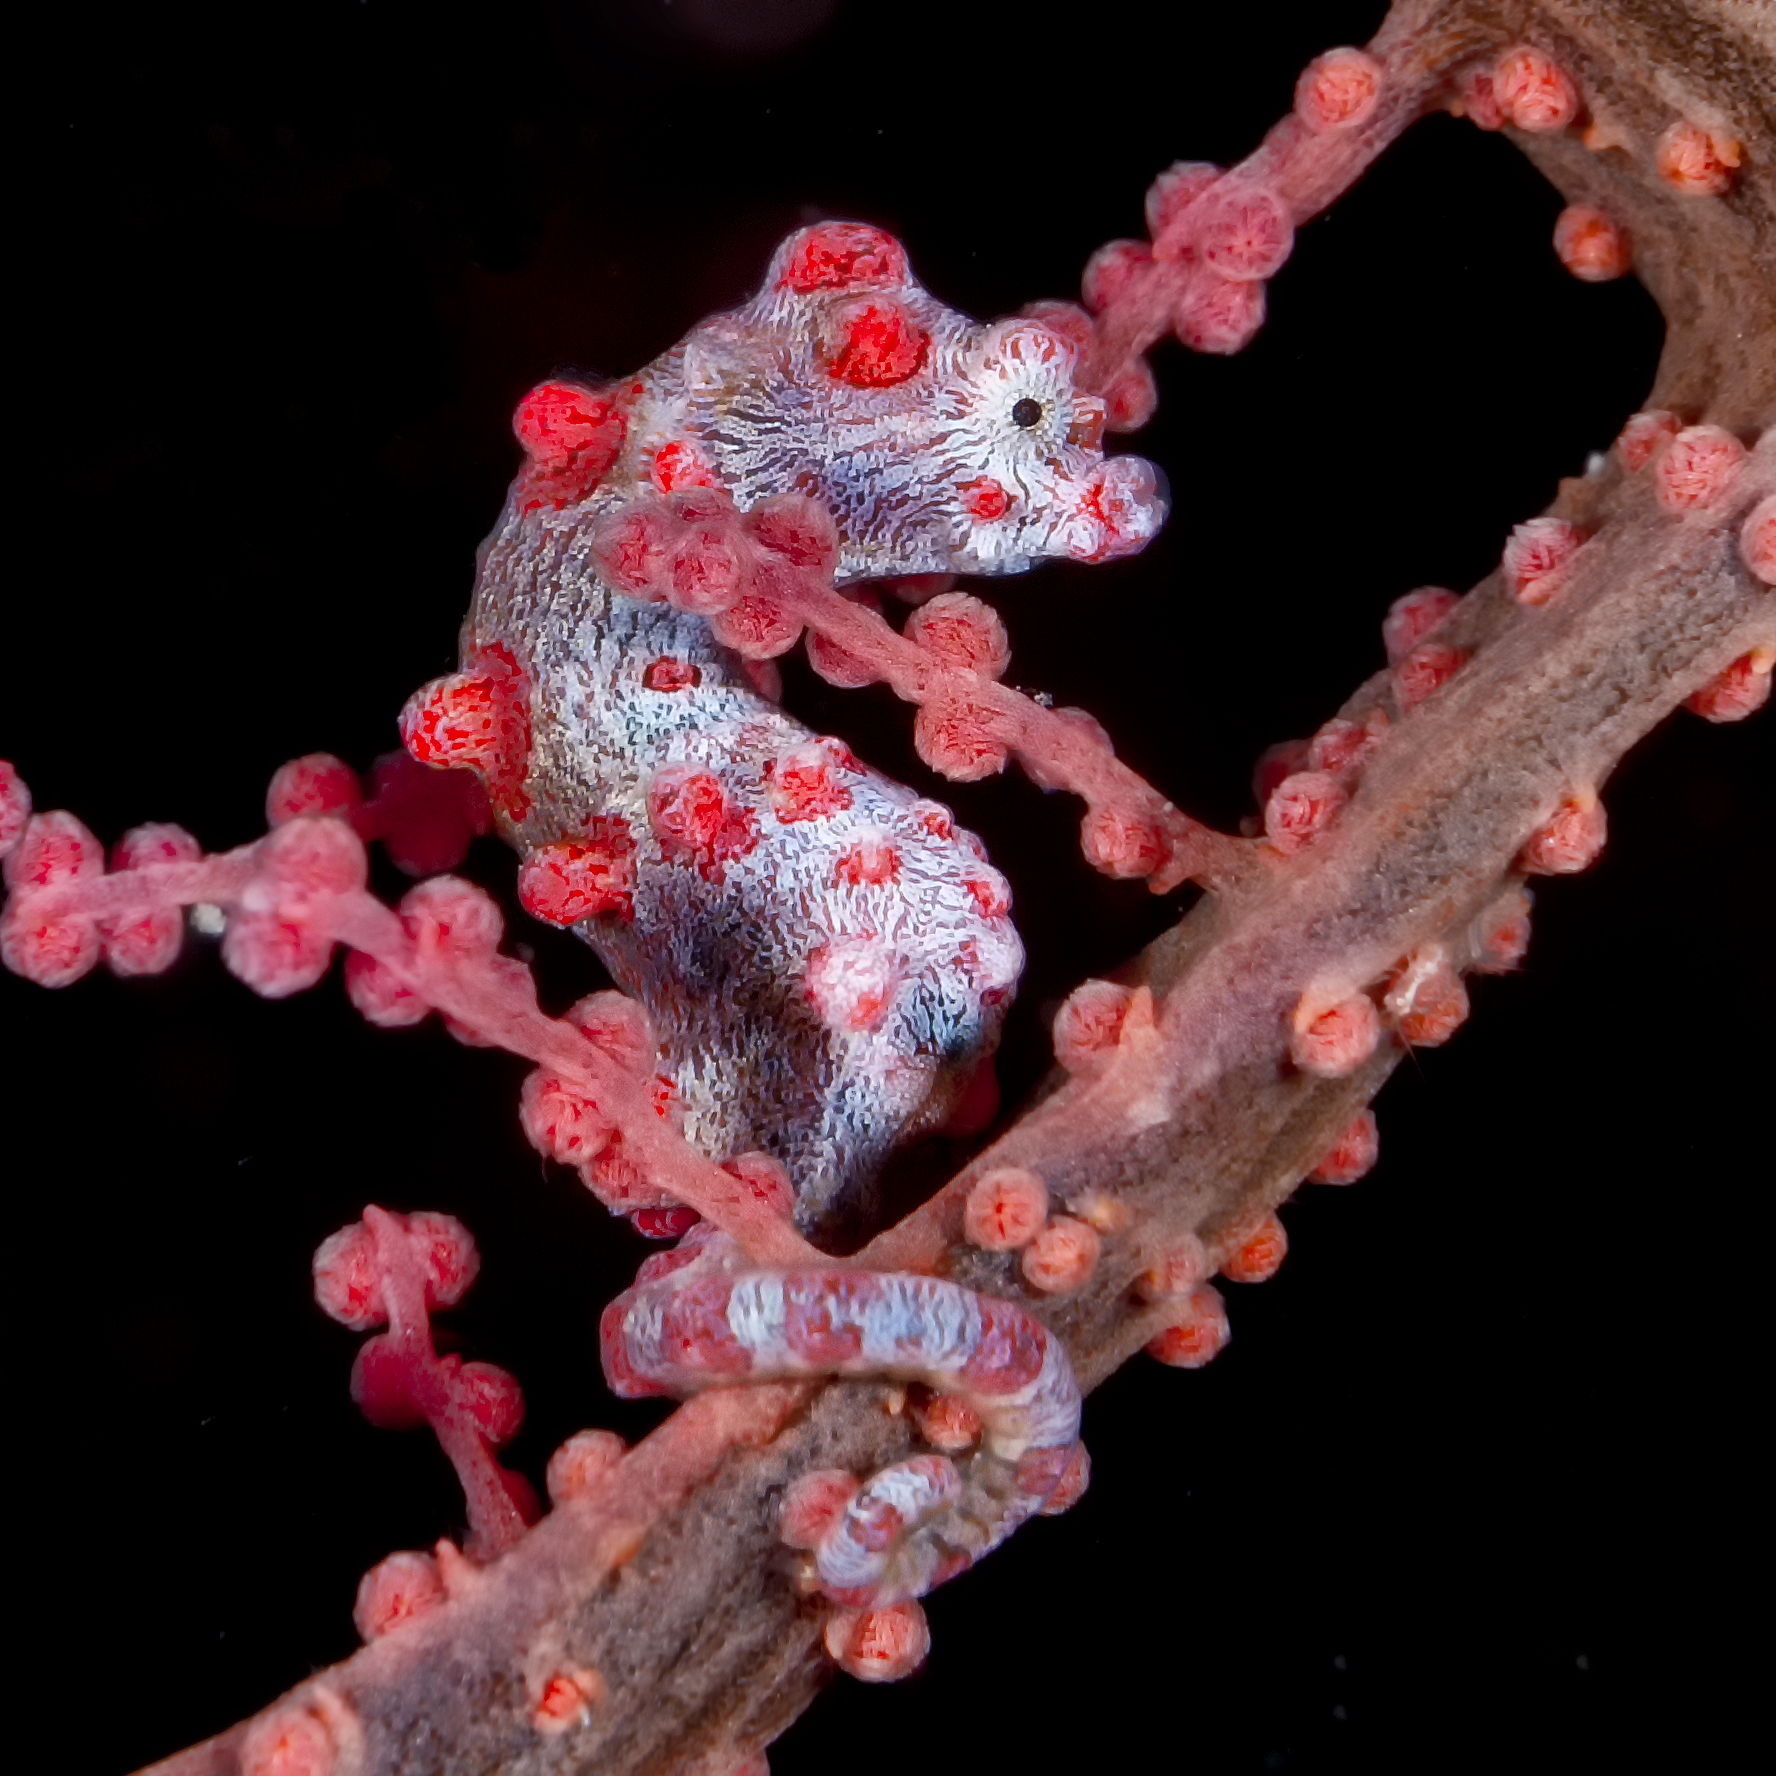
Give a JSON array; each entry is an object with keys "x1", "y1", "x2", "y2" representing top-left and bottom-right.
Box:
[
  {"x1": 781, "y1": 574, "x2": 1248, "y2": 891},
  {"x1": 358, "y1": 1207, "x2": 530, "y2": 1556},
  {"x1": 1081, "y1": 12, "x2": 1458, "y2": 394},
  {"x1": 5, "y1": 832, "x2": 823, "y2": 1266},
  {"x1": 319, "y1": 898, "x2": 823, "y2": 1266}
]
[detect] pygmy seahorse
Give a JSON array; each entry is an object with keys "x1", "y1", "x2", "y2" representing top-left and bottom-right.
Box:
[{"x1": 403, "y1": 221, "x2": 1166, "y2": 1239}]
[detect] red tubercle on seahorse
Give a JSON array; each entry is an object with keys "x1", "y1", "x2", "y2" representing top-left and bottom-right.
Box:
[
  {"x1": 399, "y1": 642, "x2": 534, "y2": 823},
  {"x1": 821, "y1": 297, "x2": 930, "y2": 387},
  {"x1": 763, "y1": 743, "x2": 853, "y2": 824},
  {"x1": 777, "y1": 222, "x2": 908, "y2": 294},
  {"x1": 647, "y1": 765, "x2": 760, "y2": 884},
  {"x1": 513, "y1": 379, "x2": 628, "y2": 512},
  {"x1": 517, "y1": 820, "x2": 638, "y2": 926},
  {"x1": 651, "y1": 438, "x2": 721, "y2": 494}
]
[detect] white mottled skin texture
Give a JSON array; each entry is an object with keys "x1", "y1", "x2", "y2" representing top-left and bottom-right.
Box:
[
  {"x1": 602, "y1": 1231, "x2": 1083, "y2": 1604},
  {"x1": 458, "y1": 222, "x2": 1165, "y2": 1239}
]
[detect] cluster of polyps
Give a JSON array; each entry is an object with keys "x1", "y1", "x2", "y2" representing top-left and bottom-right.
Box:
[
  {"x1": 1449, "y1": 39, "x2": 1750, "y2": 297},
  {"x1": 1253, "y1": 398, "x2": 1772, "y2": 1084},
  {"x1": 313, "y1": 1207, "x2": 536, "y2": 1559}
]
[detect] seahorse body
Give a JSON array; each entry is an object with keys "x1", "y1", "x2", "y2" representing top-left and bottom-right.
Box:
[{"x1": 423, "y1": 222, "x2": 1165, "y2": 1236}]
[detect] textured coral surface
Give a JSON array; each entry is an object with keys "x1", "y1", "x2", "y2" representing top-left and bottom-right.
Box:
[{"x1": 7, "y1": 2, "x2": 1769, "y2": 1773}]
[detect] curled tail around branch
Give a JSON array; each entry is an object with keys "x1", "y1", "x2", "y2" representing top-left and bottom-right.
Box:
[{"x1": 601, "y1": 1233, "x2": 1085, "y2": 1605}]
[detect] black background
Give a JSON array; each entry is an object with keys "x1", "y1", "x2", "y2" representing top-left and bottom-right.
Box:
[{"x1": 6, "y1": 3, "x2": 1768, "y2": 1773}]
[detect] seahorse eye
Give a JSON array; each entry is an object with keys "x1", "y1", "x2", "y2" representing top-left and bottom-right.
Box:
[{"x1": 1010, "y1": 397, "x2": 1043, "y2": 429}]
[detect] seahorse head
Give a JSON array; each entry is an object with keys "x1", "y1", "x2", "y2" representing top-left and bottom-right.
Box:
[{"x1": 641, "y1": 222, "x2": 1168, "y2": 584}]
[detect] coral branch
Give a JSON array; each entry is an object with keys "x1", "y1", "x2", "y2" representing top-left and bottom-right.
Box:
[
  {"x1": 0, "y1": 796, "x2": 820, "y2": 1266},
  {"x1": 314, "y1": 1207, "x2": 534, "y2": 1558},
  {"x1": 9, "y1": 2, "x2": 1771, "y2": 1773},
  {"x1": 591, "y1": 487, "x2": 1245, "y2": 892}
]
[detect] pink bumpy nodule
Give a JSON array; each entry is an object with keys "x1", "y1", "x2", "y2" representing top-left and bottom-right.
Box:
[
  {"x1": 1265, "y1": 771, "x2": 1349, "y2": 855},
  {"x1": 1519, "y1": 796, "x2": 1607, "y2": 875},
  {"x1": 1147, "y1": 1285, "x2": 1232, "y2": 1368},
  {"x1": 1174, "y1": 273, "x2": 1266, "y2": 356},
  {"x1": 1221, "y1": 1212, "x2": 1288, "y2": 1284},
  {"x1": 963, "y1": 1167, "x2": 1049, "y2": 1251},
  {"x1": 825, "y1": 1602, "x2": 930, "y2": 1683},
  {"x1": 1294, "y1": 47, "x2": 1382, "y2": 132},
  {"x1": 1553, "y1": 206, "x2": 1630, "y2": 282},
  {"x1": 1021, "y1": 1215, "x2": 1101, "y2": 1294},
  {"x1": 903, "y1": 592, "x2": 1011, "y2": 678},
  {"x1": 1492, "y1": 47, "x2": 1580, "y2": 132},
  {"x1": 1, "y1": 808, "x2": 105, "y2": 987},
  {"x1": 239, "y1": 1705, "x2": 342, "y2": 1776},
  {"x1": 1393, "y1": 642, "x2": 1469, "y2": 713},
  {"x1": 1469, "y1": 885, "x2": 1533, "y2": 973},
  {"x1": 1616, "y1": 410, "x2": 1682, "y2": 471},
  {"x1": 1052, "y1": 978, "x2": 1137, "y2": 1074},
  {"x1": 532, "y1": 1669, "x2": 607, "y2": 1733},
  {"x1": 1136, "y1": 1236, "x2": 1209, "y2": 1303},
  {"x1": 1308, "y1": 709, "x2": 1389, "y2": 777},
  {"x1": 1653, "y1": 426, "x2": 1745, "y2": 512},
  {"x1": 0, "y1": 762, "x2": 30, "y2": 859},
  {"x1": 103, "y1": 823, "x2": 201, "y2": 978},
  {"x1": 1503, "y1": 517, "x2": 1584, "y2": 606},
  {"x1": 1194, "y1": 182, "x2": 1294, "y2": 282},
  {"x1": 1393, "y1": 961, "x2": 1470, "y2": 1047},
  {"x1": 267, "y1": 754, "x2": 363, "y2": 826},
  {"x1": 221, "y1": 818, "x2": 368, "y2": 1001},
  {"x1": 1292, "y1": 995, "x2": 1382, "y2": 1077},
  {"x1": 1685, "y1": 648, "x2": 1773, "y2": 723},
  {"x1": 1741, "y1": 495, "x2": 1776, "y2": 584},
  {"x1": 1309, "y1": 1109, "x2": 1380, "y2": 1185},
  {"x1": 1655, "y1": 121, "x2": 1739, "y2": 196},
  {"x1": 546, "y1": 1429, "x2": 627, "y2": 1504},
  {"x1": 1382, "y1": 587, "x2": 1461, "y2": 664},
  {"x1": 353, "y1": 1550, "x2": 447, "y2": 1642}
]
